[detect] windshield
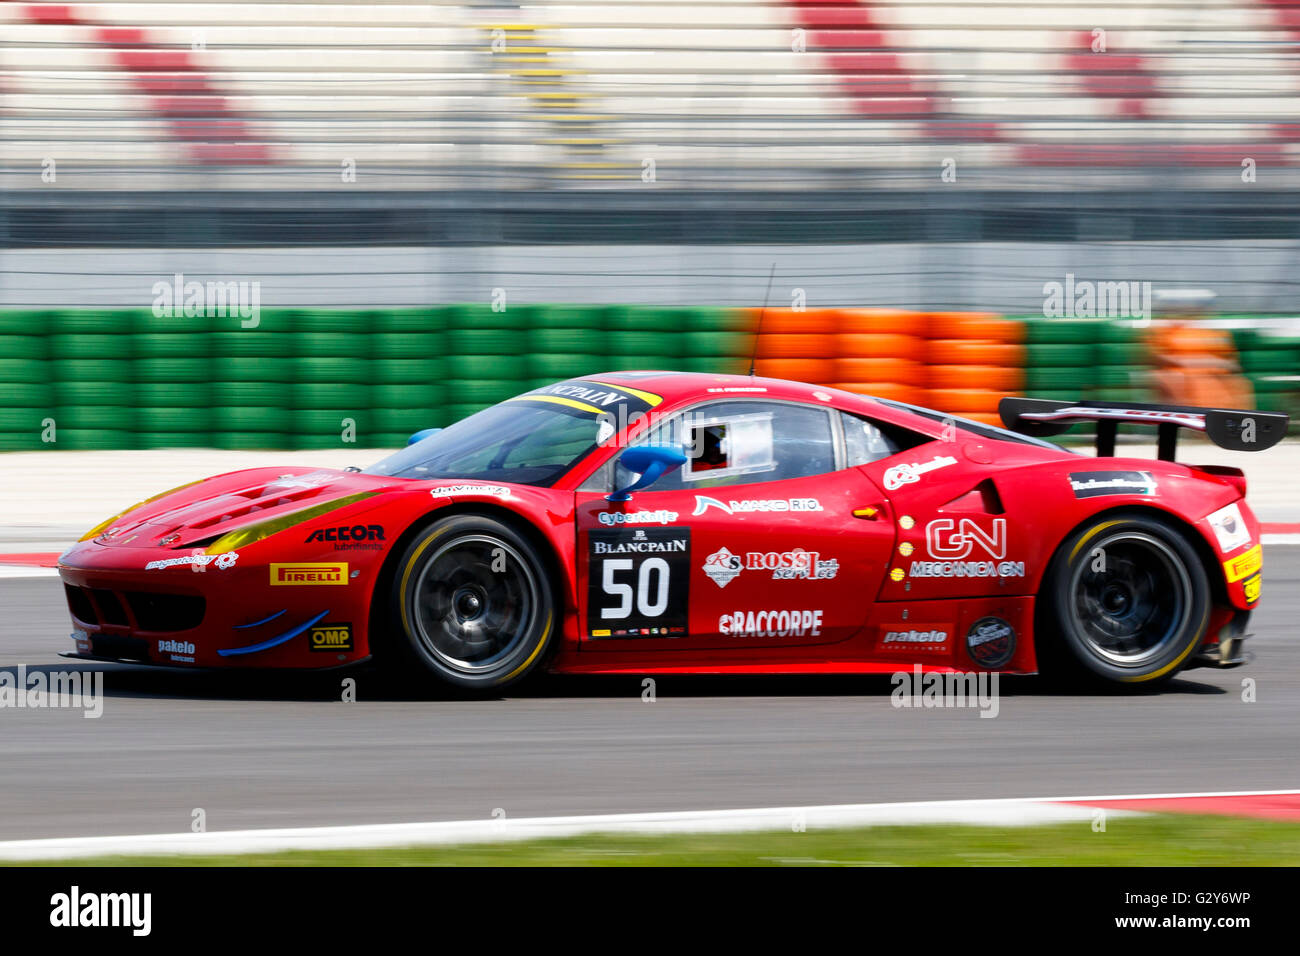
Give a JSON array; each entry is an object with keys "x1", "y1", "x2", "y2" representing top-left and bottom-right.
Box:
[{"x1": 365, "y1": 402, "x2": 602, "y2": 485}]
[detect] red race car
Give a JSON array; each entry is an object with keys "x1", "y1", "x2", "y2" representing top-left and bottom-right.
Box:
[{"x1": 58, "y1": 372, "x2": 1287, "y2": 689}]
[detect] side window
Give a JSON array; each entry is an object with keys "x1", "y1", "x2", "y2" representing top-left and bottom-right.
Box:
[
  {"x1": 613, "y1": 401, "x2": 837, "y2": 492},
  {"x1": 840, "y1": 410, "x2": 929, "y2": 466}
]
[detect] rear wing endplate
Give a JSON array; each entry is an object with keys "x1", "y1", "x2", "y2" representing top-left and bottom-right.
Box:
[{"x1": 998, "y1": 398, "x2": 1289, "y2": 460}]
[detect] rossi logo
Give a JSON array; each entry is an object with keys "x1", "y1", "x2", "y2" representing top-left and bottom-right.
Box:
[
  {"x1": 270, "y1": 563, "x2": 348, "y2": 585},
  {"x1": 702, "y1": 547, "x2": 744, "y2": 588},
  {"x1": 309, "y1": 622, "x2": 353, "y2": 652},
  {"x1": 925, "y1": 518, "x2": 1006, "y2": 560},
  {"x1": 746, "y1": 549, "x2": 838, "y2": 580},
  {"x1": 883, "y1": 455, "x2": 957, "y2": 491}
]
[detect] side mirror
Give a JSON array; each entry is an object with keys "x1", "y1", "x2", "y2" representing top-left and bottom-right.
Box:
[
  {"x1": 406, "y1": 427, "x2": 443, "y2": 446},
  {"x1": 607, "y1": 445, "x2": 688, "y2": 502}
]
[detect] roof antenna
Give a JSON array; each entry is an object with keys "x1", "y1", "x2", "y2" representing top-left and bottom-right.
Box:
[{"x1": 748, "y1": 262, "x2": 777, "y2": 377}]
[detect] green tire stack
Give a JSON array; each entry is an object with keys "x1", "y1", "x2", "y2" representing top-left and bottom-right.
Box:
[
  {"x1": 0, "y1": 310, "x2": 56, "y2": 450},
  {"x1": 53, "y1": 310, "x2": 137, "y2": 450},
  {"x1": 442, "y1": 304, "x2": 528, "y2": 425},
  {"x1": 133, "y1": 306, "x2": 213, "y2": 448},
  {"x1": 526, "y1": 304, "x2": 608, "y2": 385},
  {"x1": 371, "y1": 307, "x2": 452, "y2": 446},
  {"x1": 287, "y1": 309, "x2": 375, "y2": 450},
  {"x1": 0, "y1": 304, "x2": 761, "y2": 452},
  {"x1": 205, "y1": 307, "x2": 295, "y2": 449},
  {"x1": 1017, "y1": 318, "x2": 1150, "y2": 402},
  {"x1": 1232, "y1": 329, "x2": 1300, "y2": 423},
  {"x1": 674, "y1": 307, "x2": 752, "y2": 375}
]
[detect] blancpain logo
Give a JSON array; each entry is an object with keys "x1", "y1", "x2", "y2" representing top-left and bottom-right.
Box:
[{"x1": 883, "y1": 455, "x2": 957, "y2": 491}]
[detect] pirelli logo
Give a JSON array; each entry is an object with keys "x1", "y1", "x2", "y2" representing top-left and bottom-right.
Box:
[
  {"x1": 1223, "y1": 545, "x2": 1262, "y2": 584},
  {"x1": 270, "y1": 563, "x2": 349, "y2": 586}
]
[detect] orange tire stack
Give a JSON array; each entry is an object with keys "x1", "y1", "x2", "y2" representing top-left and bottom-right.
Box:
[
  {"x1": 752, "y1": 308, "x2": 840, "y2": 383},
  {"x1": 828, "y1": 309, "x2": 928, "y2": 403},
  {"x1": 1150, "y1": 324, "x2": 1254, "y2": 410},
  {"x1": 923, "y1": 312, "x2": 1026, "y2": 426}
]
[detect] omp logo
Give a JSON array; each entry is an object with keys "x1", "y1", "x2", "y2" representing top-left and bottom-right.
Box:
[
  {"x1": 925, "y1": 518, "x2": 1007, "y2": 560},
  {"x1": 309, "y1": 622, "x2": 353, "y2": 652},
  {"x1": 270, "y1": 563, "x2": 348, "y2": 585},
  {"x1": 306, "y1": 525, "x2": 383, "y2": 543},
  {"x1": 1224, "y1": 545, "x2": 1262, "y2": 583}
]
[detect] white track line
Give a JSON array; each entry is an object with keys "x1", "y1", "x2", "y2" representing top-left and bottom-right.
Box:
[
  {"x1": 7, "y1": 789, "x2": 1294, "y2": 861},
  {"x1": 0, "y1": 566, "x2": 58, "y2": 579},
  {"x1": 1262, "y1": 533, "x2": 1300, "y2": 545},
  {"x1": 0, "y1": 797, "x2": 1150, "y2": 861}
]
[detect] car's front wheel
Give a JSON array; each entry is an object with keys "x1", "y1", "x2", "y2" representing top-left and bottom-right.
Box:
[
  {"x1": 1040, "y1": 512, "x2": 1210, "y2": 686},
  {"x1": 389, "y1": 514, "x2": 555, "y2": 691}
]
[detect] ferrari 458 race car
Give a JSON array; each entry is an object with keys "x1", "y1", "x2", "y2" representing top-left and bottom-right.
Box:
[{"x1": 58, "y1": 372, "x2": 1287, "y2": 689}]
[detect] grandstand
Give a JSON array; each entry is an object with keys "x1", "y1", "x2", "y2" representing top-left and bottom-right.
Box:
[{"x1": 5, "y1": 0, "x2": 1300, "y2": 191}]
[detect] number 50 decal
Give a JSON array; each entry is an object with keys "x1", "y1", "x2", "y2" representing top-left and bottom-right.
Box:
[
  {"x1": 601, "y1": 557, "x2": 671, "y2": 619},
  {"x1": 587, "y1": 528, "x2": 690, "y2": 637}
]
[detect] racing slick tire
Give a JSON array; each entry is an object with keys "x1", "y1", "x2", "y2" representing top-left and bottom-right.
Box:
[
  {"x1": 388, "y1": 514, "x2": 556, "y2": 691},
  {"x1": 1040, "y1": 512, "x2": 1211, "y2": 687}
]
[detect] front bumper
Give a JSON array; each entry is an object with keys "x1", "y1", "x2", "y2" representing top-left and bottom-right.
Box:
[{"x1": 58, "y1": 541, "x2": 378, "y2": 669}]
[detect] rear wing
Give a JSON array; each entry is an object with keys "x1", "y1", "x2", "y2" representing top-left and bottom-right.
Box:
[{"x1": 998, "y1": 398, "x2": 1289, "y2": 460}]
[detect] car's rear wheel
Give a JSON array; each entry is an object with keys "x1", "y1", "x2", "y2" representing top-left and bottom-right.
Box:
[
  {"x1": 1040, "y1": 513, "x2": 1210, "y2": 686},
  {"x1": 389, "y1": 514, "x2": 555, "y2": 690}
]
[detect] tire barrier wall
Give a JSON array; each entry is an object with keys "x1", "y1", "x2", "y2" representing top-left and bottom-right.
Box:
[{"x1": 0, "y1": 306, "x2": 1294, "y2": 450}]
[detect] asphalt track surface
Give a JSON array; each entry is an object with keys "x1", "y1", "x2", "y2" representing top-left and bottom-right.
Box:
[{"x1": 1, "y1": 550, "x2": 1298, "y2": 842}]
